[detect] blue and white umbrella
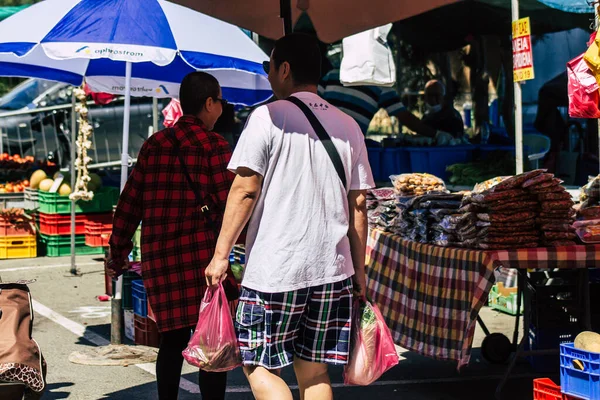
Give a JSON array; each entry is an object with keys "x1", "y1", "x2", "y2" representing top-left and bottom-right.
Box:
[
  {"x1": 0, "y1": 0, "x2": 272, "y2": 190},
  {"x1": 0, "y1": 0, "x2": 271, "y2": 105}
]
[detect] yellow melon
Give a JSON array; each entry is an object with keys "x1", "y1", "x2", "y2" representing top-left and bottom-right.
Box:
[
  {"x1": 30, "y1": 170, "x2": 48, "y2": 189},
  {"x1": 39, "y1": 179, "x2": 54, "y2": 192},
  {"x1": 58, "y1": 183, "x2": 72, "y2": 196}
]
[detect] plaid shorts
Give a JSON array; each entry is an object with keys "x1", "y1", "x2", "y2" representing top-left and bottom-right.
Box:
[{"x1": 234, "y1": 278, "x2": 353, "y2": 369}]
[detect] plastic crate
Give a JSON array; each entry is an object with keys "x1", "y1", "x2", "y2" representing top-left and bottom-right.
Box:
[
  {"x1": 134, "y1": 314, "x2": 160, "y2": 347},
  {"x1": 131, "y1": 279, "x2": 148, "y2": 318},
  {"x1": 39, "y1": 234, "x2": 104, "y2": 257},
  {"x1": 0, "y1": 235, "x2": 37, "y2": 259},
  {"x1": 367, "y1": 147, "x2": 383, "y2": 181},
  {"x1": 85, "y1": 219, "x2": 112, "y2": 247},
  {"x1": 24, "y1": 188, "x2": 39, "y2": 210},
  {"x1": 0, "y1": 192, "x2": 26, "y2": 209},
  {"x1": 38, "y1": 186, "x2": 119, "y2": 214},
  {"x1": 39, "y1": 213, "x2": 86, "y2": 235},
  {"x1": 560, "y1": 343, "x2": 600, "y2": 400},
  {"x1": 528, "y1": 326, "x2": 579, "y2": 373},
  {"x1": 112, "y1": 271, "x2": 140, "y2": 310},
  {"x1": 533, "y1": 378, "x2": 563, "y2": 400},
  {"x1": 406, "y1": 145, "x2": 474, "y2": 181},
  {"x1": 489, "y1": 282, "x2": 523, "y2": 316},
  {"x1": 0, "y1": 214, "x2": 36, "y2": 237},
  {"x1": 529, "y1": 271, "x2": 583, "y2": 330},
  {"x1": 381, "y1": 148, "x2": 411, "y2": 180},
  {"x1": 40, "y1": 212, "x2": 112, "y2": 236}
]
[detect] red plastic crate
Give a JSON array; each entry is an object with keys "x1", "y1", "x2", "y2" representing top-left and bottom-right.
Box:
[
  {"x1": 0, "y1": 214, "x2": 35, "y2": 236},
  {"x1": 134, "y1": 314, "x2": 160, "y2": 348},
  {"x1": 533, "y1": 378, "x2": 563, "y2": 400},
  {"x1": 39, "y1": 212, "x2": 112, "y2": 236},
  {"x1": 85, "y1": 223, "x2": 112, "y2": 247}
]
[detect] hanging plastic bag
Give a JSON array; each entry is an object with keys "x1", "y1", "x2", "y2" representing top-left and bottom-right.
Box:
[
  {"x1": 567, "y1": 54, "x2": 600, "y2": 119},
  {"x1": 343, "y1": 299, "x2": 399, "y2": 386},
  {"x1": 162, "y1": 98, "x2": 183, "y2": 128},
  {"x1": 182, "y1": 284, "x2": 241, "y2": 372}
]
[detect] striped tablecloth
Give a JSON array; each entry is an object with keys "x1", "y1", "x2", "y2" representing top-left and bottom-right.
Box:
[{"x1": 365, "y1": 229, "x2": 600, "y2": 369}]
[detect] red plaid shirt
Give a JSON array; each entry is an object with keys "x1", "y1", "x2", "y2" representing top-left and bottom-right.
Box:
[{"x1": 109, "y1": 116, "x2": 235, "y2": 332}]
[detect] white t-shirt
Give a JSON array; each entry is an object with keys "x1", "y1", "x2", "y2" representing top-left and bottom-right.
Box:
[{"x1": 228, "y1": 92, "x2": 375, "y2": 293}]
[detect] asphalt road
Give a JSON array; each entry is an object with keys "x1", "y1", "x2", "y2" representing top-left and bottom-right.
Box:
[{"x1": 0, "y1": 256, "x2": 557, "y2": 400}]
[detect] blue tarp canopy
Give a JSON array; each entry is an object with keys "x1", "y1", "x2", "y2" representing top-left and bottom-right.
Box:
[{"x1": 396, "y1": 0, "x2": 594, "y2": 51}]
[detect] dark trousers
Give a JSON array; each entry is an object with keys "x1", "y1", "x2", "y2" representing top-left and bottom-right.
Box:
[{"x1": 156, "y1": 326, "x2": 227, "y2": 400}]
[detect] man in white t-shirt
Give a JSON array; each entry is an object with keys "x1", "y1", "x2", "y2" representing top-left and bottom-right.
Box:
[{"x1": 205, "y1": 33, "x2": 375, "y2": 400}]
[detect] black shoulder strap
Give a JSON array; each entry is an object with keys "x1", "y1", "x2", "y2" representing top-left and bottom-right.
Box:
[
  {"x1": 285, "y1": 96, "x2": 347, "y2": 189},
  {"x1": 166, "y1": 128, "x2": 218, "y2": 231}
]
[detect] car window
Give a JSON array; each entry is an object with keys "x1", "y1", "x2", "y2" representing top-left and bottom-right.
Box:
[{"x1": 0, "y1": 79, "x2": 56, "y2": 110}]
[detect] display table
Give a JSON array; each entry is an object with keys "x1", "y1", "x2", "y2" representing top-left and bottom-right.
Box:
[{"x1": 365, "y1": 228, "x2": 600, "y2": 370}]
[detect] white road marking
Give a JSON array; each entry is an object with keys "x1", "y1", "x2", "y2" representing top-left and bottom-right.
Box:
[
  {"x1": 32, "y1": 299, "x2": 200, "y2": 394},
  {"x1": 0, "y1": 261, "x2": 100, "y2": 272}
]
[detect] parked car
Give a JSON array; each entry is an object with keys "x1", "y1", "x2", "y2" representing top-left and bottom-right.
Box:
[{"x1": 0, "y1": 78, "x2": 167, "y2": 168}]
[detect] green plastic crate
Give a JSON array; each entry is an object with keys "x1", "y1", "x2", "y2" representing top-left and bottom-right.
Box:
[
  {"x1": 132, "y1": 224, "x2": 141, "y2": 261},
  {"x1": 112, "y1": 271, "x2": 140, "y2": 310},
  {"x1": 38, "y1": 187, "x2": 119, "y2": 214},
  {"x1": 488, "y1": 283, "x2": 523, "y2": 316},
  {"x1": 40, "y1": 234, "x2": 104, "y2": 257}
]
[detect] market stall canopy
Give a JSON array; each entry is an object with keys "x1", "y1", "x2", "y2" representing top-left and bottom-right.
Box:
[
  {"x1": 395, "y1": 0, "x2": 594, "y2": 52},
  {"x1": 170, "y1": 0, "x2": 459, "y2": 43},
  {"x1": 0, "y1": 0, "x2": 271, "y2": 106},
  {"x1": 0, "y1": 5, "x2": 29, "y2": 22}
]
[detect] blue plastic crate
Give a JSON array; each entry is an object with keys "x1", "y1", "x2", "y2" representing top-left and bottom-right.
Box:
[
  {"x1": 381, "y1": 148, "x2": 411, "y2": 181},
  {"x1": 406, "y1": 145, "x2": 474, "y2": 181},
  {"x1": 560, "y1": 343, "x2": 600, "y2": 400},
  {"x1": 367, "y1": 147, "x2": 383, "y2": 181},
  {"x1": 131, "y1": 279, "x2": 148, "y2": 318},
  {"x1": 526, "y1": 326, "x2": 577, "y2": 373}
]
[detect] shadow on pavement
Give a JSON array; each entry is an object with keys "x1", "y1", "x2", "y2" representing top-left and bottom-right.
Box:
[{"x1": 41, "y1": 382, "x2": 74, "y2": 400}]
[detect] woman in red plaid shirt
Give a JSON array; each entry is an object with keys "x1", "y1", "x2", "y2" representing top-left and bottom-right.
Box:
[{"x1": 107, "y1": 72, "x2": 235, "y2": 400}]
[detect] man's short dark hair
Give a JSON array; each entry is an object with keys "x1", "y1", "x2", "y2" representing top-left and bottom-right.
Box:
[
  {"x1": 179, "y1": 72, "x2": 220, "y2": 116},
  {"x1": 272, "y1": 33, "x2": 321, "y2": 86}
]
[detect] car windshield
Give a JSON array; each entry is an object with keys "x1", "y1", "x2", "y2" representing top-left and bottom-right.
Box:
[{"x1": 0, "y1": 79, "x2": 56, "y2": 110}]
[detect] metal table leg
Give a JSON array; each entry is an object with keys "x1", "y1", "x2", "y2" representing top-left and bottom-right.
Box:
[{"x1": 495, "y1": 269, "x2": 529, "y2": 400}]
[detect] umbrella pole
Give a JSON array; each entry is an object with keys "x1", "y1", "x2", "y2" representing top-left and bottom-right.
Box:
[
  {"x1": 70, "y1": 91, "x2": 77, "y2": 275},
  {"x1": 280, "y1": 0, "x2": 292, "y2": 34},
  {"x1": 511, "y1": 0, "x2": 524, "y2": 174},
  {"x1": 111, "y1": 61, "x2": 132, "y2": 345},
  {"x1": 152, "y1": 97, "x2": 159, "y2": 136}
]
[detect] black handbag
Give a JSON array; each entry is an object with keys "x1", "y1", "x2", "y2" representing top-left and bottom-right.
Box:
[{"x1": 167, "y1": 128, "x2": 239, "y2": 301}]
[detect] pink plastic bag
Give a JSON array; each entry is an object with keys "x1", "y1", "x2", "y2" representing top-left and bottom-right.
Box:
[
  {"x1": 343, "y1": 299, "x2": 399, "y2": 386},
  {"x1": 162, "y1": 98, "x2": 183, "y2": 128},
  {"x1": 567, "y1": 53, "x2": 600, "y2": 119},
  {"x1": 182, "y1": 284, "x2": 242, "y2": 372}
]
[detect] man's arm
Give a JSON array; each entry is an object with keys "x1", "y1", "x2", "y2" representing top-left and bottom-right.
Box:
[
  {"x1": 395, "y1": 109, "x2": 438, "y2": 138},
  {"x1": 347, "y1": 189, "x2": 368, "y2": 299},
  {"x1": 205, "y1": 167, "x2": 263, "y2": 285},
  {"x1": 108, "y1": 143, "x2": 148, "y2": 272}
]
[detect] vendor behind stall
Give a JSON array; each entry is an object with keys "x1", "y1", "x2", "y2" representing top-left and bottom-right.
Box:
[{"x1": 422, "y1": 80, "x2": 465, "y2": 138}]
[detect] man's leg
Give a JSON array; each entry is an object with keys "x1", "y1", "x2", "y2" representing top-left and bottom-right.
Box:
[
  {"x1": 293, "y1": 358, "x2": 332, "y2": 400},
  {"x1": 243, "y1": 366, "x2": 292, "y2": 400}
]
